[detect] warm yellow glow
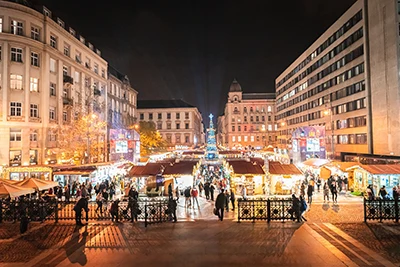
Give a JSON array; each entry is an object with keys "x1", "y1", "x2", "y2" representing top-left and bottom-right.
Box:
[{"x1": 281, "y1": 122, "x2": 285, "y2": 126}]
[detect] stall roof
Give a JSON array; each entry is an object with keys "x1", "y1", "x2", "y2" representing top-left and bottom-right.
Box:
[
  {"x1": 182, "y1": 151, "x2": 204, "y2": 155},
  {"x1": 128, "y1": 163, "x2": 166, "y2": 177},
  {"x1": 53, "y1": 170, "x2": 93, "y2": 175},
  {"x1": 229, "y1": 160, "x2": 265, "y2": 175},
  {"x1": 220, "y1": 150, "x2": 243, "y2": 155},
  {"x1": 326, "y1": 161, "x2": 361, "y2": 172},
  {"x1": 301, "y1": 158, "x2": 330, "y2": 167},
  {"x1": 250, "y1": 158, "x2": 265, "y2": 166},
  {"x1": 268, "y1": 162, "x2": 303, "y2": 175},
  {"x1": 353, "y1": 164, "x2": 400, "y2": 175},
  {"x1": 163, "y1": 161, "x2": 197, "y2": 175}
]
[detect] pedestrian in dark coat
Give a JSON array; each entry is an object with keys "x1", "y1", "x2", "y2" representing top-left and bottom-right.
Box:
[
  {"x1": 168, "y1": 183, "x2": 173, "y2": 199},
  {"x1": 210, "y1": 184, "x2": 215, "y2": 201},
  {"x1": 215, "y1": 191, "x2": 226, "y2": 221},
  {"x1": 73, "y1": 197, "x2": 88, "y2": 225},
  {"x1": 230, "y1": 190, "x2": 236, "y2": 211},
  {"x1": 168, "y1": 198, "x2": 177, "y2": 222},
  {"x1": 110, "y1": 200, "x2": 120, "y2": 222},
  {"x1": 204, "y1": 182, "x2": 210, "y2": 200},
  {"x1": 291, "y1": 194, "x2": 300, "y2": 222},
  {"x1": 224, "y1": 190, "x2": 230, "y2": 212}
]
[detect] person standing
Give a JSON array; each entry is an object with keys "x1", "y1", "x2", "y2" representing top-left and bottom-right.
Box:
[
  {"x1": 96, "y1": 191, "x2": 104, "y2": 215},
  {"x1": 224, "y1": 190, "x2": 230, "y2": 212},
  {"x1": 393, "y1": 185, "x2": 398, "y2": 200},
  {"x1": 215, "y1": 191, "x2": 226, "y2": 221},
  {"x1": 307, "y1": 184, "x2": 314, "y2": 205},
  {"x1": 168, "y1": 183, "x2": 173, "y2": 200},
  {"x1": 168, "y1": 197, "x2": 177, "y2": 222},
  {"x1": 110, "y1": 199, "x2": 120, "y2": 223},
  {"x1": 73, "y1": 197, "x2": 88, "y2": 225},
  {"x1": 379, "y1": 186, "x2": 388, "y2": 200},
  {"x1": 191, "y1": 186, "x2": 200, "y2": 209},
  {"x1": 204, "y1": 182, "x2": 210, "y2": 200},
  {"x1": 323, "y1": 182, "x2": 330, "y2": 202},
  {"x1": 366, "y1": 185, "x2": 374, "y2": 200},
  {"x1": 175, "y1": 186, "x2": 180, "y2": 203},
  {"x1": 299, "y1": 195, "x2": 308, "y2": 222},
  {"x1": 184, "y1": 186, "x2": 191, "y2": 208},
  {"x1": 209, "y1": 184, "x2": 215, "y2": 201},
  {"x1": 316, "y1": 177, "x2": 322, "y2": 192},
  {"x1": 291, "y1": 194, "x2": 300, "y2": 222},
  {"x1": 241, "y1": 185, "x2": 247, "y2": 200},
  {"x1": 102, "y1": 189, "x2": 109, "y2": 211},
  {"x1": 331, "y1": 183, "x2": 338, "y2": 203},
  {"x1": 230, "y1": 190, "x2": 236, "y2": 211}
]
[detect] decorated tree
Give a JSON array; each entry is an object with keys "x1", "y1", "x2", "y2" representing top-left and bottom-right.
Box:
[
  {"x1": 136, "y1": 121, "x2": 167, "y2": 156},
  {"x1": 205, "y1": 114, "x2": 219, "y2": 160},
  {"x1": 55, "y1": 113, "x2": 107, "y2": 164}
]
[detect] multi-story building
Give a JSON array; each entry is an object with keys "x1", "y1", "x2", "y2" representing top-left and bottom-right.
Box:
[
  {"x1": 275, "y1": 0, "x2": 400, "y2": 160},
  {"x1": 218, "y1": 79, "x2": 276, "y2": 150},
  {"x1": 0, "y1": 1, "x2": 108, "y2": 166},
  {"x1": 137, "y1": 99, "x2": 204, "y2": 148},
  {"x1": 107, "y1": 66, "x2": 139, "y2": 162}
]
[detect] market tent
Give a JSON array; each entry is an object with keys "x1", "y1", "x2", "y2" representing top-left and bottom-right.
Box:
[
  {"x1": 128, "y1": 163, "x2": 166, "y2": 177},
  {"x1": 268, "y1": 161, "x2": 303, "y2": 175},
  {"x1": 0, "y1": 179, "x2": 19, "y2": 184},
  {"x1": 301, "y1": 158, "x2": 330, "y2": 167},
  {"x1": 350, "y1": 164, "x2": 400, "y2": 175},
  {"x1": 15, "y1": 178, "x2": 58, "y2": 191},
  {"x1": 228, "y1": 160, "x2": 265, "y2": 175},
  {"x1": 0, "y1": 181, "x2": 35, "y2": 198},
  {"x1": 163, "y1": 161, "x2": 198, "y2": 176}
]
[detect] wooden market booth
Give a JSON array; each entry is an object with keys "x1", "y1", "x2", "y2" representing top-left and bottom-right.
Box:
[
  {"x1": 227, "y1": 159, "x2": 266, "y2": 196},
  {"x1": 267, "y1": 161, "x2": 303, "y2": 195},
  {"x1": 3, "y1": 165, "x2": 53, "y2": 181},
  {"x1": 320, "y1": 161, "x2": 361, "y2": 190},
  {"x1": 348, "y1": 164, "x2": 400, "y2": 197}
]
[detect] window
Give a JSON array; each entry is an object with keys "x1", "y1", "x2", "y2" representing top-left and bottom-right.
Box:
[
  {"x1": 75, "y1": 53, "x2": 82, "y2": 65},
  {"x1": 238, "y1": 136, "x2": 242, "y2": 142},
  {"x1": 244, "y1": 116, "x2": 247, "y2": 122},
  {"x1": 10, "y1": 129, "x2": 22, "y2": 142},
  {"x1": 268, "y1": 124, "x2": 272, "y2": 131},
  {"x1": 262, "y1": 116, "x2": 265, "y2": 122},
  {"x1": 30, "y1": 77, "x2": 39, "y2": 92},
  {"x1": 176, "y1": 123, "x2": 180, "y2": 129},
  {"x1": 10, "y1": 74, "x2": 23, "y2": 90},
  {"x1": 185, "y1": 123, "x2": 189, "y2": 129},
  {"x1": 149, "y1": 113, "x2": 153, "y2": 120},
  {"x1": 63, "y1": 65, "x2": 68, "y2": 76},
  {"x1": 11, "y1": 47, "x2": 23, "y2": 62},
  {"x1": 167, "y1": 113, "x2": 171, "y2": 119},
  {"x1": 30, "y1": 104, "x2": 38, "y2": 118},
  {"x1": 101, "y1": 69, "x2": 105, "y2": 78},
  {"x1": 185, "y1": 136, "x2": 190, "y2": 143},
  {"x1": 238, "y1": 126, "x2": 241, "y2": 132},
  {"x1": 50, "y1": 83, "x2": 56, "y2": 96},
  {"x1": 49, "y1": 107, "x2": 56, "y2": 121},
  {"x1": 94, "y1": 63, "x2": 98, "y2": 74},
  {"x1": 185, "y1": 112, "x2": 189, "y2": 119},
  {"x1": 31, "y1": 52, "x2": 39, "y2": 67},
  {"x1": 250, "y1": 136, "x2": 254, "y2": 142},
  {"x1": 64, "y1": 44, "x2": 70, "y2": 56},
  {"x1": 158, "y1": 113, "x2": 162, "y2": 120},
  {"x1": 50, "y1": 58, "x2": 56, "y2": 72},
  {"x1": 157, "y1": 122, "x2": 162, "y2": 130},
  {"x1": 256, "y1": 116, "x2": 259, "y2": 122},
  {"x1": 267, "y1": 106, "x2": 272, "y2": 112},
  {"x1": 30, "y1": 132, "x2": 37, "y2": 142},
  {"x1": 49, "y1": 132, "x2": 57, "y2": 141},
  {"x1": 176, "y1": 113, "x2": 180, "y2": 119},
  {"x1": 69, "y1": 27, "x2": 75, "y2": 36},
  {"x1": 31, "y1": 26, "x2": 40, "y2": 40},
  {"x1": 0, "y1": 18, "x2": 2, "y2": 33},
  {"x1": 85, "y1": 57, "x2": 90, "y2": 69},
  {"x1": 176, "y1": 135, "x2": 181, "y2": 143},
  {"x1": 10, "y1": 20, "x2": 23, "y2": 35},
  {"x1": 244, "y1": 136, "x2": 248, "y2": 142},
  {"x1": 50, "y1": 35, "x2": 57, "y2": 49},
  {"x1": 232, "y1": 136, "x2": 235, "y2": 142},
  {"x1": 63, "y1": 111, "x2": 67, "y2": 122},
  {"x1": 167, "y1": 123, "x2": 171, "y2": 129},
  {"x1": 250, "y1": 116, "x2": 253, "y2": 122},
  {"x1": 57, "y1": 18, "x2": 64, "y2": 27},
  {"x1": 244, "y1": 126, "x2": 247, "y2": 131},
  {"x1": 10, "y1": 102, "x2": 22, "y2": 116},
  {"x1": 232, "y1": 126, "x2": 235, "y2": 132},
  {"x1": 139, "y1": 113, "x2": 144, "y2": 120}
]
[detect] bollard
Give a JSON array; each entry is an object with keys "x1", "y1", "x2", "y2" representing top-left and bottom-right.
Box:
[{"x1": 145, "y1": 202, "x2": 148, "y2": 227}]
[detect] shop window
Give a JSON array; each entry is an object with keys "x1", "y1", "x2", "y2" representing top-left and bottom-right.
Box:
[
  {"x1": 30, "y1": 150, "x2": 38, "y2": 165},
  {"x1": 9, "y1": 150, "x2": 21, "y2": 166}
]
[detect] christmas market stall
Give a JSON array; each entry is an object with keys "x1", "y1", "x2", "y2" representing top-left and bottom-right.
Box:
[
  {"x1": 3, "y1": 166, "x2": 53, "y2": 181},
  {"x1": 348, "y1": 165, "x2": 400, "y2": 197},
  {"x1": 267, "y1": 161, "x2": 303, "y2": 196},
  {"x1": 320, "y1": 161, "x2": 360, "y2": 190},
  {"x1": 163, "y1": 160, "x2": 199, "y2": 193},
  {"x1": 227, "y1": 159, "x2": 266, "y2": 196},
  {"x1": 52, "y1": 164, "x2": 97, "y2": 187},
  {"x1": 128, "y1": 162, "x2": 166, "y2": 195}
]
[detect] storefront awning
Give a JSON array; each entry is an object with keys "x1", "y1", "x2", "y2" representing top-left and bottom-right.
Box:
[{"x1": 53, "y1": 171, "x2": 93, "y2": 175}]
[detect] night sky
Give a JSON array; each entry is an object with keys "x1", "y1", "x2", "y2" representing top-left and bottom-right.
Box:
[{"x1": 35, "y1": 0, "x2": 356, "y2": 122}]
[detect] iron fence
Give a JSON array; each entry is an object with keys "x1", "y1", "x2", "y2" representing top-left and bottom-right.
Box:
[
  {"x1": 363, "y1": 197, "x2": 399, "y2": 222},
  {"x1": 0, "y1": 198, "x2": 169, "y2": 227},
  {"x1": 237, "y1": 198, "x2": 293, "y2": 223}
]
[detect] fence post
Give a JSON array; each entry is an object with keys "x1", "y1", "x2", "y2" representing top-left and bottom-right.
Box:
[
  {"x1": 379, "y1": 199, "x2": 383, "y2": 223},
  {"x1": 145, "y1": 202, "x2": 148, "y2": 227},
  {"x1": 363, "y1": 197, "x2": 367, "y2": 223},
  {"x1": 0, "y1": 199, "x2": 2, "y2": 223},
  {"x1": 55, "y1": 199, "x2": 58, "y2": 223},
  {"x1": 395, "y1": 197, "x2": 399, "y2": 223},
  {"x1": 252, "y1": 200, "x2": 255, "y2": 223},
  {"x1": 267, "y1": 199, "x2": 271, "y2": 223},
  {"x1": 159, "y1": 201, "x2": 162, "y2": 223}
]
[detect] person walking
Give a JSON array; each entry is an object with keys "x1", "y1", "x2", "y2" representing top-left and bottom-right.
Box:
[
  {"x1": 379, "y1": 186, "x2": 388, "y2": 200},
  {"x1": 299, "y1": 195, "x2": 308, "y2": 222},
  {"x1": 307, "y1": 183, "x2": 314, "y2": 205},
  {"x1": 110, "y1": 199, "x2": 120, "y2": 223},
  {"x1": 316, "y1": 177, "x2": 322, "y2": 192},
  {"x1": 129, "y1": 197, "x2": 139, "y2": 222},
  {"x1": 64, "y1": 185, "x2": 70, "y2": 203},
  {"x1": 241, "y1": 185, "x2": 247, "y2": 200},
  {"x1": 191, "y1": 186, "x2": 200, "y2": 209},
  {"x1": 291, "y1": 194, "x2": 300, "y2": 222},
  {"x1": 168, "y1": 197, "x2": 177, "y2": 223},
  {"x1": 224, "y1": 190, "x2": 230, "y2": 212},
  {"x1": 210, "y1": 184, "x2": 215, "y2": 201},
  {"x1": 323, "y1": 182, "x2": 330, "y2": 202},
  {"x1": 95, "y1": 191, "x2": 104, "y2": 215},
  {"x1": 175, "y1": 186, "x2": 180, "y2": 203},
  {"x1": 73, "y1": 197, "x2": 88, "y2": 226},
  {"x1": 331, "y1": 183, "x2": 338, "y2": 203},
  {"x1": 204, "y1": 182, "x2": 210, "y2": 200},
  {"x1": 215, "y1": 190, "x2": 226, "y2": 221},
  {"x1": 366, "y1": 185, "x2": 374, "y2": 200},
  {"x1": 168, "y1": 183, "x2": 173, "y2": 200},
  {"x1": 102, "y1": 189, "x2": 109, "y2": 211},
  {"x1": 230, "y1": 190, "x2": 236, "y2": 211},
  {"x1": 184, "y1": 186, "x2": 192, "y2": 208}
]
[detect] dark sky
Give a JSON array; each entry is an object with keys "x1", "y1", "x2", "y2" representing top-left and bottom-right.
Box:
[{"x1": 35, "y1": 0, "x2": 356, "y2": 122}]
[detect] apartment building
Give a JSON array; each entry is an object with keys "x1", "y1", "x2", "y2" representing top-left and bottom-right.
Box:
[
  {"x1": 218, "y1": 79, "x2": 277, "y2": 150},
  {"x1": 275, "y1": 0, "x2": 400, "y2": 160},
  {"x1": 137, "y1": 99, "x2": 204, "y2": 148},
  {"x1": 0, "y1": 1, "x2": 108, "y2": 166}
]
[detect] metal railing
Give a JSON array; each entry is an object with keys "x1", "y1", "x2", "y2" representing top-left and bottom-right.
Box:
[
  {"x1": 237, "y1": 198, "x2": 293, "y2": 223},
  {"x1": 0, "y1": 198, "x2": 169, "y2": 227},
  {"x1": 363, "y1": 197, "x2": 399, "y2": 223}
]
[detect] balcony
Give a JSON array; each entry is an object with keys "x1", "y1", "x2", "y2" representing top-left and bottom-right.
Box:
[
  {"x1": 93, "y1": 89, "x2": 101, "y2": 96},
  {"x1": 63, "y1": 75, "x2": 74, "y2": 84},
  {"x1": 63, "y1": 97, "x2": 74, "y2": 106}
]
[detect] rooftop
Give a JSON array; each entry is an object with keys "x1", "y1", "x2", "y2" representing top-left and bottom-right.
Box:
[{"x1": 137, "y1": 99, "x2": 195, "y2": 109}]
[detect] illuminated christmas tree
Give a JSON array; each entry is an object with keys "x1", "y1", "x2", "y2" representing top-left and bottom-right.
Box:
[{"x1": 205, "y1": 114, "x2": 218, "y2": 160}]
